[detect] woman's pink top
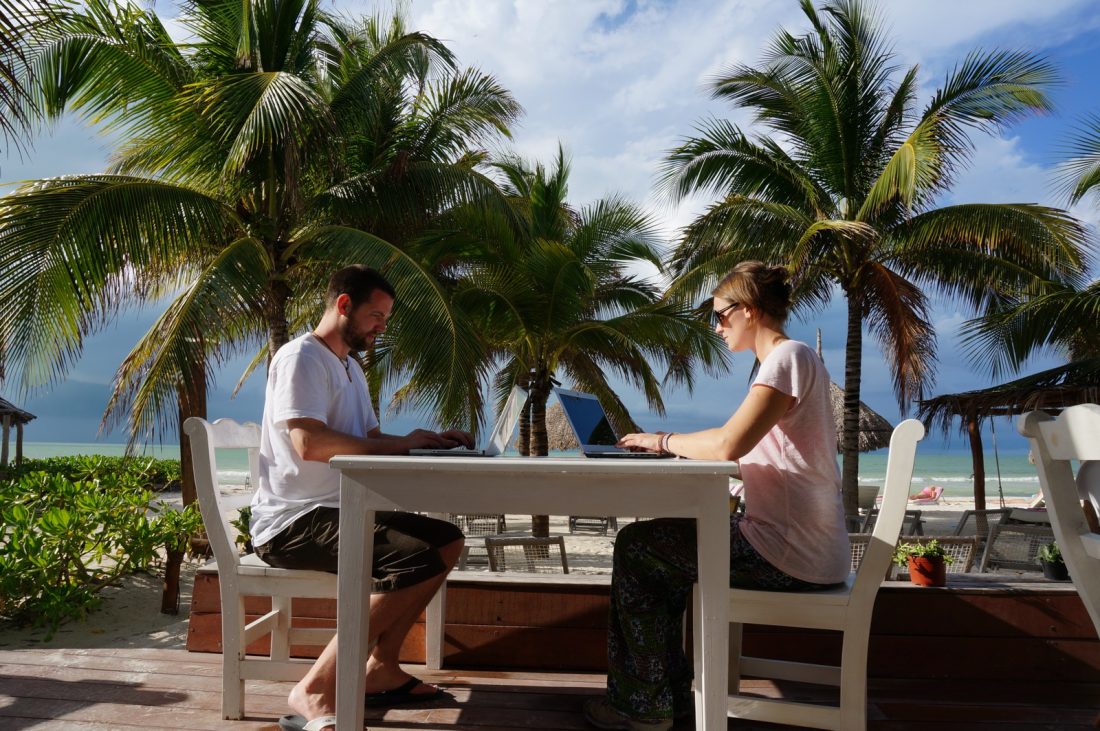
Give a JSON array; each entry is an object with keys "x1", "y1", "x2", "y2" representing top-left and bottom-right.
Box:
[{"x1": 738, "y1": 340, "x2": 850, "y2": 584}]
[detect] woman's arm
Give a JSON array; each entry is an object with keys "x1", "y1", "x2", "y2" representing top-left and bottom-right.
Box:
[{"x1": 617, "y1": 384, "x2": 794, "y2": 461}]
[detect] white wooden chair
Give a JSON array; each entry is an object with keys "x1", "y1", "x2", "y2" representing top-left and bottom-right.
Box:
[
  {"x1": 1018, "y1": 404, "x2": 1100, "y2": 634},
  {"x1": 185, "y1": 417, "x2": 339, "y2": 720},
  {"x1": 726, "y1": 418, "x2": 924, "y2": 730}
]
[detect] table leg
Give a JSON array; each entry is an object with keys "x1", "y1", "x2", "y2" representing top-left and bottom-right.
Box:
[
  {"x1": 336, "y1": 480, "x2": 374, "y2": 731},
  {"x1": 694, "y1": 487, "x2": 730, "y2": 730}
]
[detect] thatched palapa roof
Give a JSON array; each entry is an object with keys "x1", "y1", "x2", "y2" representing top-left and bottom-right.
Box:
[
  {"x1": 916, "y1": 357, "x2": 1100, "y2": 510},
  {"x1": 828, "y1": 382, "x2": 893, "y2": 452},
  {"x1": 0, "y1": 396, "x2": 35, "y2": 425},
  {"x1": 917, "y1": 356, "x2": 1100, "y2": 433}
]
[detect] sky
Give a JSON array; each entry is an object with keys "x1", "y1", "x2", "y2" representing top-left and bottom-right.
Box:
[{"x1": 2, "y1": 0, "x2": 1099, "y2": 451}]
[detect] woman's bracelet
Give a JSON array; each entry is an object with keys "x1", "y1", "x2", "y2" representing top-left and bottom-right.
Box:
[{"x1": 660, "y1": 432, "x2": 676, "y2": 454}]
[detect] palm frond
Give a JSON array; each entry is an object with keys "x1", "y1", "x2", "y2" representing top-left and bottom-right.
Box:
[
  {"x1": 959, "y1": 279, "x2": 1100, "y2": 377},
  {"x1": 102, "y1": 237, "x2": 271, "y2": 444},
  {"x1": 861, "y1": 262, "x2": 936, "y2": 409},
  {"x1": 1054, "y1": 113, "x2": 1100, "y2": 205},
  {"x1": 666, "y1": 195, "x2": 808, "y2": 303},
  {"x1": 0, "y1": 175, "x2": 239, "y2": 389},
  {"x1": 890, "y1": 203, "x2": 1089, "y2": 310}
]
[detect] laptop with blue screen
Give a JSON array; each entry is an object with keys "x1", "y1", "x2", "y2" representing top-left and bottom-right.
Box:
[{"x1": 554, "y1": 388, "x2": 672, "y2": 459}]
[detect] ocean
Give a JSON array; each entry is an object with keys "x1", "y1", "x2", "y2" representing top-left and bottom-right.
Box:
[{"x1": 17, "y1": 442, "x2": 1041, "y2": 501}]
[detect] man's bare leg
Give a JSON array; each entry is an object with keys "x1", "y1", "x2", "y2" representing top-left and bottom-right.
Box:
[
  {"x1": 286, "y1": 537, "x2": 464, "y2": 723},
  {"x1": 364, "y1": 537, "x2": 463, "y2": 694}
]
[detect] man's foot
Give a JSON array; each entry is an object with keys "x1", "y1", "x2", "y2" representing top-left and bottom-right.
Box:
[
  {"x1": 286, "y1": 682, "x2": 334, "y2": 731},
  {"x1": 583, "y1": 696, "x2": 672, "y2": 731}
]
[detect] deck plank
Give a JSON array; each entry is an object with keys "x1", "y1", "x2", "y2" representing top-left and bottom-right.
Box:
[{"x1": 1, "y1": 647, "x2": 1098, "y2": 729}]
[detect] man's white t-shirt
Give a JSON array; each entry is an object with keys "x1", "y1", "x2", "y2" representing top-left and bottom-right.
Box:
[
  {"x1": 249, "y1": 333, "x2": 379, "y2": 548},
  {"x1": 738, "y1": 340, "x2": 850, "y2": 584}
]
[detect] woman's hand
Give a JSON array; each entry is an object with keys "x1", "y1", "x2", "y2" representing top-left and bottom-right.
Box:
[{"x1": 616, "y1": 431, "x2": 665, "y2": 453}]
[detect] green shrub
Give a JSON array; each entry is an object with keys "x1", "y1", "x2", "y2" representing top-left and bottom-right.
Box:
[
  {"x1": 11, "y1": 455, "x2": 181, "y2": 491},
  {"x1": 0, "y1": 455, "x2": 201, "y2": 637}
]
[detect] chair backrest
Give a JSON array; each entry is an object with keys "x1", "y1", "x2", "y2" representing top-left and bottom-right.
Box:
[
  {"x1": 447, "y1": 513, "x2": 506, "y2": 536},
  {"x1": 953, "y1": 508, "x2": 1011, "y2": 538},
  {"x1": 850, "y1": 419, "x2": 925, "y2": 601},
  {"x1": 859, "y1": 508, "x2": 923, "y2": 535},
  {"x1": 484, "y1": 536, "x2": 569, "y2": 574},
  {"x1": 183, "y1": 417, "x2": 262, "y2": 572},
  {"x1": 1018, "y1": 405, "x2": 1100, "y2": 629}
]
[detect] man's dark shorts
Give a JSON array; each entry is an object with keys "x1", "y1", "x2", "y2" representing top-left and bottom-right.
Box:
[{"x1": 254, "y1": 508, "x2": 463, "y2": 593}]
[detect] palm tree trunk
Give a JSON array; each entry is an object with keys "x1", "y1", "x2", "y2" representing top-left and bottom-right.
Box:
[
  {"x1": 177, "y1": 358, "x2": 207, "y2": 507},
  {"x1": 518, "y1": 394, "x2": 532, "y2": 457},
  {"x1": 528, "y1": 375, "x2": 552, "y2": 537},
  {"x1": 265, "y1": 275, "x2": 293, "y2": 363},
  {"x1": 841, "y1": 295, "x2": 863, "y2": 526}
]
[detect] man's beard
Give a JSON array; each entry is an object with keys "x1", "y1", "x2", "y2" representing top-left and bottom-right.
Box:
[{"x1": 341, "y1": 322, "x2": 373, "y2": 353}]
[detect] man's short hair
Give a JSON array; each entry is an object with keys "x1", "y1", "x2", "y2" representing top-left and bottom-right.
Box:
[{"x1": 325, "y1": 266, "x2": 396, "y2": 309}]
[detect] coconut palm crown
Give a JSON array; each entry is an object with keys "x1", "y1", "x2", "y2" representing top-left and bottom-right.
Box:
[
  {"x1": 660, "y1": 0, "x2": 1089, "y2": 515},
  {"x1": 0, "y1": 0, "x2": 520, "y2": 502}
]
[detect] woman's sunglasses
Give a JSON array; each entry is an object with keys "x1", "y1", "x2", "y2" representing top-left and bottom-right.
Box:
[{"x1": 712, "y1": 302, "x2": 742, "y2": 326}]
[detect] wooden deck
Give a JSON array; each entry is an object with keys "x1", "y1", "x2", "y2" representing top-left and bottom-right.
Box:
[{"x1": 2, "y1": 646, "x2": 1098, "y2": 730}]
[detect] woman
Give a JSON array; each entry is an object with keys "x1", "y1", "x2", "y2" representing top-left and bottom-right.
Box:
[{"x1": 583, "y1": 261, "x2": 849, "y2": 731}]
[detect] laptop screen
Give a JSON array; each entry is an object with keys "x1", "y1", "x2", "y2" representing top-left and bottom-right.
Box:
[{"x1": 556, "y1": 391, "x2": 619, "y2": 446}]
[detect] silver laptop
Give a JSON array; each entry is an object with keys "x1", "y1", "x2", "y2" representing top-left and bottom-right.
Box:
[
  {"x1": 554, "y1": 388, "x2": 672, "y2": 459},
  {"x1": 409, "y1": 385, "x2": 525, "y2": 457}
]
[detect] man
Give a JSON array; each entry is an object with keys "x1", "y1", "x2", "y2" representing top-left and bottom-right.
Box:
[{"x1": 249, "y1": 265, "x2": 470, "y2": 731}]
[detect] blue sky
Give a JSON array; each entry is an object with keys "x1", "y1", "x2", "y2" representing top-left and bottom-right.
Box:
[{"x1": 2, "y1": 0, "x2": 1098, "y2": 451}]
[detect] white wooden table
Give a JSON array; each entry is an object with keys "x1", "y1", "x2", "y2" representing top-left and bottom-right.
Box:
[{"x1": 329, "y1": 455, "x2": 735, "y2": 731}]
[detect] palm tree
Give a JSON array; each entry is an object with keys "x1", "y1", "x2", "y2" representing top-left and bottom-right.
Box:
[
  {"x1": 960, "y1": 114, "x2": 1100, "y2": 372},
  {"x1": 660, "y1": 0, "x2": 1088, "y2": 517},
  {"x1": 0, "y1": 0, "x2": 520, "y2": 503},
  {"x1": 441, "y1": 147, "x2": 725, "y2": 535}
]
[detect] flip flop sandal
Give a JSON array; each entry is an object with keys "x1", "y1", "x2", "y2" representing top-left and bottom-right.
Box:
[
  {"x1": 363, "y1": 676, "x2": 445, "y2": 708},
  {"x1": 278, "y1": 714, "x2": 337, "y2": 731}
]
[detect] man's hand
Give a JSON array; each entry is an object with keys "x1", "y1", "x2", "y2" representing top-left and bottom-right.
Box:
[
  {"x1": 403, "y1": 428, "x2": 473, "y2": 451},
  {"x1": 437, "y1": 428, "x2": 474, "y2": 449}
]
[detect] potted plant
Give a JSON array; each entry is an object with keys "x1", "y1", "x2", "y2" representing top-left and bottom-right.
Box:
[
  {"x1": 1038, "y1": 542, "x2": 1069, "y2": 581},
  {"x1": 894, "y1": 540, "x2": 953, "y2": 587}
]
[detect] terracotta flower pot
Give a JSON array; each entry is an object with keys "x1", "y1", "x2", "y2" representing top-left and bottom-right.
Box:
[{"x1": 907, "y1": 555, "x2": 946, "y2": 587}]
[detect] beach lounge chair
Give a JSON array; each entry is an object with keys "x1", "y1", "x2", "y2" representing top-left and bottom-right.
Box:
[
  {"x1": 1019, "y1": 405, "x2": 1100, "y2": 632},
  {"x1": 859, "y1": 508, "x2": 924, "y2": 535},
  {"x1": 568, "y1": 515, "x2": 618, "y2": 534},
  {"x1": 978, "y1": 523, "x2": 1055, "y2": 572},
  {"x1": 908, "y1": 485, "x2": 943, "y2": 504},
  {"x1": 726, "y1": 419, "x2": 924, "y2": 730},
  {"x1": 952, "y1": 507, "x2": 1011, "y2": 555},
  {"x1": 484, "y1": 535, "x2": 569, "y2": 574}
]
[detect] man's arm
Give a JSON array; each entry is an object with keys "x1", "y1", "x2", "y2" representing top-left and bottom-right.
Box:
[{"x1": 287, "y1": 419, "x2": 467, "y2": 462}]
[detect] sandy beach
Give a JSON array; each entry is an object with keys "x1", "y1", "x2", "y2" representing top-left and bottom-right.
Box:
[{"x1": 0, "y1": 487, "x2": 1041, "y2": 653}]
